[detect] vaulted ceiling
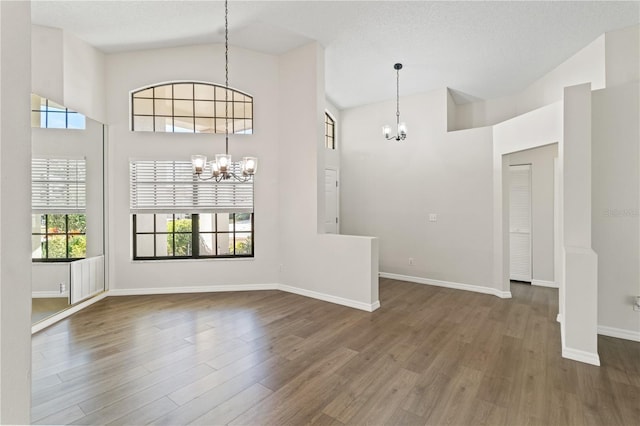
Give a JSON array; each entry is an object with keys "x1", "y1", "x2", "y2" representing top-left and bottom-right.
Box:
[{"x1": 32, "y1": 1, "x2": 640, "y2": 109}]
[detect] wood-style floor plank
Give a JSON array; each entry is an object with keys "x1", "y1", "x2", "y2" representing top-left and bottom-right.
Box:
[{"x1": 32, "y1": 281, "x2": 640, "y2": 425}]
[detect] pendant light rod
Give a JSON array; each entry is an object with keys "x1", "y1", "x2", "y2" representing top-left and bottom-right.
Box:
[
  {"x1": 224, "y1": 0, "x2": 229, "y2": 156},
  {"x1": 191, "y1": 0, "x2": 258, "y2": 182},
  {"x1": 383, "y1": 62, "x2": 407, "y2": 141}
]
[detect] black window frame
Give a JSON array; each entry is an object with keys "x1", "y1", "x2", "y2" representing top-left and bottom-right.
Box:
[
  {"x1": 325, "y1": 112, "x2": 335, "y2": 150},
  {"x1": 32, "y1": 213, "x2": 87, "y2": 262},
  {"x1": 132, "y1": 212, "x2": 254, "y2": 260},
  {"x1": 131, "y1": 82, "x2": 254, "y2": 134},
  {"x1": 31, "y1": 96, "x2": 86, "y2": 129}
]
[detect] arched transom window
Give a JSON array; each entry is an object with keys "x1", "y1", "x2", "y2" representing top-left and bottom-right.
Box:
[{"x1": 131, "y1": 82, "x2": 253, "y2": 134}]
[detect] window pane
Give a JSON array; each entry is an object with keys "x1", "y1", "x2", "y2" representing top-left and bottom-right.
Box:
[
  {"x1": 199, "y1": 213, "x2": 215, "y2": 232},
  {"x1": 69, "y1": 235, "x2": 87, "y2": 258},
  {"x1": 235, "y1": 233, "x2": 252, "y2": 255},
  {"x1": 31, "y1": 111, "x2": 42, "y2": 127},
  {"x1": 133, "y1": 115, "x2": 154, "y2": 131},
  {"x1": 214, "y1": 118, "x2": 227, "y2": 133},
  {"x1": 199, "y1": 233, "x2": 215, "y2": 255},
  {"x1": 215, "y1": 86, "x2": 228, "y2": 100},
  {"x1": 245, "y1": 103, "x2": 253, "y2": 119},
  {"x1": 155, "y1": 116, "x2": 173, "y2": 132},
  {"x1": 194, "y1": 84, "x2": 215, "y2": 100},
  {"x1": 136, "y1": 214, "x2": 155, "y2": 233},
  {"x1": 173, "y1": 83, "x2": 193, "y2": 100},
  {"x1": 135, "y1": 88, "x2": 153, "y2": 98},
  {"x1": 68, "y1": 214, "x2": 86, "y2": 233},
  {"x1": 67, "y1": 113, "x2": 86, "y2": 130},
  {"x1": 234, "y1": 213, "x2": 252, "y2": 231},
  {"x1": 47, "y1": 214, "x2": 66, "y2": 233},
  {"x1": 47, "y1": 235, "x2": 68, "y2": 258},
  {"x1": 155, "y1": 99, "x2": 172, "y2": 116},
  {"x1": 215, "y1": 101, "x2": 227, "y2": 117},
  {"x1": 156, "y1": 214, "x2": 171, "y2": 232},
  {"x1": 195, "y1": 117, "x2": 215, "y2": 133},
  {"x1": 154, "y1": 85, "x2": 172, "y2": 98},
  {"x1": 136, "y1": 234, "x2": 154, "y2": 257},
  {"x1": 172, "y1": 233, "x2": 192, "y2": 256},
  {"x1": 217, "y1": 233, "x2": 232, "y2": 255},
  {"x1": 133, "y1": 98, "x2": 154, "y2": 115},
  {"x1": 174, "y1": 100, "x2": 193, "y2": 117},
  {"x1": 173, "y1": 116, "x2": 194, "y2": 133},
  {"x1": 233, "y1": 102, "x2": 245, "y2": 119},
  {"x1": 169, "y1": 214, "x2": 192, "y2": 232},
  {"x1": 46, "y1": 112, "x2": 67, "y2": 128},
  {"x1": 216, "y1": 213, "x2": 231, "y2": 232},
  {"x1": 194, "y1": 101, "x2": 215, "y2": 117},
  {"x1": 155, "y1": 234, "x2": 169, "y2": 257}
]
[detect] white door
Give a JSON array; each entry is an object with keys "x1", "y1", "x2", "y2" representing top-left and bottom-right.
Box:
[
  {"x1": 509, "y1": 164, "x2": 532, "y2": 282},
  {"x1": 324, "y1": 169, "x2": 338, "y2": 234}
]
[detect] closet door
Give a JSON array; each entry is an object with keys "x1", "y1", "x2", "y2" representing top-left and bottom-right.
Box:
[{"x1": 509, "y1": 164, "x2": 532, "y2": 282}]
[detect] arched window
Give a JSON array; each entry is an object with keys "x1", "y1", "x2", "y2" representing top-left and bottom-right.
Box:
[{"x1": 131, "y1": 82, "x2": 253, "y2": 134}]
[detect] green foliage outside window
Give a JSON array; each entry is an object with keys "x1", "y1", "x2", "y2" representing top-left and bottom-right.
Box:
[{"x1": 167, "y1": 217, "x2": 192, "y2": 256}]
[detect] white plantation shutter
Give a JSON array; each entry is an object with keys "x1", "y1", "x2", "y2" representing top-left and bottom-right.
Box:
[
  {"x1": 32, "y1": 157, "x2": 86, "y2": 213},
  {"x1": 129, "y1": 160, "x2": 254, "y2": 213}
]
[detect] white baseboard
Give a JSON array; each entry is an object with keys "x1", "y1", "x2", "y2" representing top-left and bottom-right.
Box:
[
  {"x1": 108, "y1": 283, "x2": 278, "y2": 296},
  {"x1": 32, "y1": 291, "x2": 67, "y2": 299},
  {"x1": 562, "y1": 345, "x2": 601, "y2": 366},
  {"x1": 278, "y1": 284, "x2": 380, "y2": 312},
  {"x1": 109, "y1": 283, "x2": 380, "y2": 313},
  {"x1": 532, "y1": 279, "x2": 558, "y2": 288},
  {"x1": 379, "y1": 272, "x2": 512, "y2": 299},
  {"x1": 598, "y1": 325, "x2": 640, "y2": 342},
  {"x1": 32, "y1": 291, "x2": 108, "y2": 334}
]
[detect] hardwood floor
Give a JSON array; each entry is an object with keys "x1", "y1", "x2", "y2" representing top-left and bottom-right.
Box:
[{"x1": 32, "y1": 279, "x2": 640, "y2": 425}]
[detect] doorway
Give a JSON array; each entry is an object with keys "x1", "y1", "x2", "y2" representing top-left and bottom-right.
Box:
[
  {"x1": 509, "y1": 164, "x2": 532, "y2": 282},
  {"x1": 324, "y1": 168, "x2": 339, "y2": 234}
]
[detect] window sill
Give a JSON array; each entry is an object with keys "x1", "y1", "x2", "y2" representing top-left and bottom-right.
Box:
[{"x1": 131, "y1": 257, "x2": 254, "y2": 264}]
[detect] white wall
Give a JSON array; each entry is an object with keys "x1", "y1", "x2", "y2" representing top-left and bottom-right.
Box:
[
  {"x1": 31, "y1": 25, "x2": 106, "y2": 123},
  {"x1": 505, "y1": 143, "x2": 558, "y2": 285},
  {"x1": 105, "y1": 44, "x2": 281, "y2": 291},
  {"x1": 31, "y1": 118, "x2": 104, "y2": 295},
  {"x1": 0, "y1": 2, "x2": 32, "y2": 423},
  {"x1": 453, "y1": 34, "x2": 606, "y2": 130},
  {"x1": 278, "y1": 42, "x2": 378, "y2": 310},
  {"x1": 593, "y1": 81, "x2": 640, "y2": 339},
  {"x1": 341, "y1": 88, "x2": 496, "y2": 293}
]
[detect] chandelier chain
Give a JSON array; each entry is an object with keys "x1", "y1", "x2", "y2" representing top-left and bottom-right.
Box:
[{"x1": 224, "y1": 0, "x2": 229, "y2": 154}]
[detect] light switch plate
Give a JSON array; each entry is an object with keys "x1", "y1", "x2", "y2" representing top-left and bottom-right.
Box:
[{"x1": 429, "y1": 214, "x2": 438, "y2": 222}]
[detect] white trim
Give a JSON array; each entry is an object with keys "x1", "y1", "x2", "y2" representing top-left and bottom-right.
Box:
[
  {"x1": 562, "y1": 346, "x2": 601, "y2": 366},
  {"x1": 32, "y1": 291, "x2": 108, "y2": 334},
  {"x1": 109, "y1": 283, "x2": 380, "y2": 313},
  {"x1": 108, "y1": 283, "x2": 278, "y2": 296},
  {"x1": 597, "y1": 325, "x2": 640, "y2": 342},
  {"x1": 379, "y1": 272, "x2": 512, "y2": 299},
  {"x1": 532, "y1": 279, "x2": 558, "y2": 288},
  {"x1": 278, "y1": 284, "x2": 379, "y2": 312},
  {"x1": 32, "y1": 291, "x2": 67, "y2": 299}
]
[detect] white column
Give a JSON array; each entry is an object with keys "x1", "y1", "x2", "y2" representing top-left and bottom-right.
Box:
[
  {"x1": 562, "y1": 83, "x2": 600, "y2": 365},
  {"x1": 0, "y1": 1, "x2": 32, "y2": 422}
]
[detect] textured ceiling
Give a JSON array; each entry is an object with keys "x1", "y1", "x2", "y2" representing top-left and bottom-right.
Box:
[{"x1": 32, "y1": 1, "x2": 640, "y2": 109}]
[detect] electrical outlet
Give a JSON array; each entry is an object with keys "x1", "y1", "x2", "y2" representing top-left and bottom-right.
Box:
[
  {"x1": 59, "y1": 283, "x2": 66, "y2": 293},
  {"x1": 409, "y1": 257, "x2": 415, "y2": 266}
]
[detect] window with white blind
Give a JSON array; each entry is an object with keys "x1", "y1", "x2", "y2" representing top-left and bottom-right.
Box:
[
  {"x1": 31, "y1": 158, "x2": 87, "y2": 261},
  {"x1": 32, "y1": 158, "x2": 86, "y2": 213},
  {"x1": 129, "y1": 160, "x2": 254, "y2": 260}
]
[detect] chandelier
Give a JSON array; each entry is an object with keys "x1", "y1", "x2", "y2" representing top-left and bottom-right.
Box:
[
  {"x1": 382, "y1": 63, "x2": 407, "y2": 141},
  {"x1": 192, "y1": 0, "x2": 257, "y2": 182}
]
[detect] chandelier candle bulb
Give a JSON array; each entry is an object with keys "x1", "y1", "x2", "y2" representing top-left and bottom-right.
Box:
[
  {"x1": 191, "y1": 155, "x2": 207, "y2": 175},
  {"x1": 382, "y1": 125, "x2": 391, "y2": 138},
  {"x1": 216, "y1": 154, "x2": 231, "y2": 173},
  {"x1": 242, "y1": 157, "x2": 258, "y2": 175}
]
